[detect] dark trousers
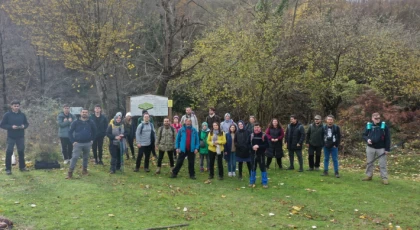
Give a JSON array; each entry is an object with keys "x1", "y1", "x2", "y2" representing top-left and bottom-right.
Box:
[
  {"x1": 60, "y1": 137, "x2": 73, "y2": 160},
  {"x1": 151, "y1": 140, "x2": 157, "y2": 157},
  {"x1": 126, "y1": 135, "x2": 135, "y2": 156},
  {"x1": 252, "y1": 154, "x2": 266, "y2": 172},
  {"x1": 209, "y1": 150, "x2": 224, "y2": 177},
  {"x1": 288, "y1": 149, "x2": 303, "y2": 169},
  {"x1": 136, "y1": 145, "x2": 152, "y2": 169},
  {"x1": 6, "y1": 137, "x2": 25, "y2": 171},
  {"x1": 92, "y1": 136, "x2": 104, "y2": 161},
  {"x1": 238, "y1": 161, "x2": 251, "y2": 176},
  {"x1": 172, "y1": 151, "x2": 195, "y2": 176},
  {"x1": 157, "y1": 150, "x2": 175, "y2": 167},
  {"x1": 266, "y1": 157, "x2": 283, "y2": 169},
  {"x1": 109, "y1": 144, "x2": 122, "y2": 172},
  {"x1": 308, "y1": 145, "x2": 322, "y2": 168}
]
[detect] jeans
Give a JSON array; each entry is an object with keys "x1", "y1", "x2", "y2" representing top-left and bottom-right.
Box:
[
  {"x1": 157, "y1": 150, "x2": 175, "y2": 167},
  {"x1": 365, "y1": 146, "x2": 387, "y2": 179},
  {"x1": 5, "y1": 137, "x2": 25, "y2": 171},
  {"x1": 70, "y1": 142, "x2": 92, "y2": 171},
  {"x1": 323, "y1": 147, "x2": 339, "y2": 173},
  {"x1": 172, "y1": 151, "x2": 195, "y2": 176},
  {"x1": 60, "y1": 137, "x2": 73, "y2": 160},
  {"x1": 308, "y1": 145, "x2": 322, "y2": 169},
  {"x1": 288, "y1": 149, "x2": 303, "y2": 169},
  {"x1": 209, "y1": 150, "x2": 224, "y2": 177},
  {"x1": 109, "y1": 144, "x2": 122, "y2": 172},
  {"x1": 136, "y1": 145, "x2": 152, "y2": 169},
  {"x1": 226, "y1": 152, "x2": 236, "y2": 172},
  {"x1": 92, "y1": 136, "x2": 104, "y2": 162},
  {"x1": 199, "y1": 154, "x2": 210, "y2": 169}
]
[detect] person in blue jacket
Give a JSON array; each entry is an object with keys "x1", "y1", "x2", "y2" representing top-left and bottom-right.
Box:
[{"x1": 170, "y1": 118, "x2": 199, "y2": 179}]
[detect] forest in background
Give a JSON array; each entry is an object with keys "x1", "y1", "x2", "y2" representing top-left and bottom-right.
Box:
[{"x1": 0, "y1": 0, "x2": 419, "y2": 155}]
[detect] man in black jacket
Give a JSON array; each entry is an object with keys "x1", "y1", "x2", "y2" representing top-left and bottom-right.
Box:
[
  {"x1": 321, "y1": 115, "x2": 341, "y2": 178},
  {"x1": 205, "y1": 107, "x2": 221, "y2": 127},
  {"x1": 285, "y1": 115, "x2": 305, "y2": 172},
  {"x1": 306, "y1": 115, "x2": 324, "y2": 171},
  {"x1": 362, "y1": 112, "x2": 390, "y2": 185},
  {"x1": 90, "y1": 104, "x2": 108, "y2": 165},
  {"x1": 0, "y1": 100, "x2": 29, "y2": 175},
  {"x1": 67, "y1": 108, "x2": 97, "y2": 179},
  {"x1": 249, "y1": 122, "x2": 269, "y2": 188}
]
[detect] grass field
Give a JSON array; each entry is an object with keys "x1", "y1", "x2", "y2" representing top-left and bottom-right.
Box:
[{"x1": 1, "y1": 152, "x2": 419, "y2": 230}]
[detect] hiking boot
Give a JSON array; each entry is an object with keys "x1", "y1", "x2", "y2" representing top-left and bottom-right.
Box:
[
  {"x1": 169, "y1": 172, "x2": 177, "y2": 178},
  {"x1": 315, "y1": 167, "x2": 320, "y2": 171},
  {"x1": 109, "y1": 170, "x2": 115, "y2": 174},
  {"x1": 190, "y1": 176, "x2": 196, "y2": 180},
  {"x1": 307, "y1": 168, "x2": 314, "y2": 171},
  {"x1": 132, "y1": 155, "x2": 136, "y2": 160},
  {"x1": 382, "y1": 179, "x2": 389, "y2": 185},
  {"x1": 298, "y1": 168, "x2": 303, "y2": 172},
  {"x1": 66, "y1": 171, "x2": 73, "y2": 179},
  {"x1": 20, "y1": 168, "x2": 29, "y2": 172},
  {"x1": 335, "y1": 172, "x2": 340, "y2": 178},
  {"x1": 248, "y1": 183, "x2": 256, "y2": 188},
  {"x1": 362, "y1": 176, "x2": 372, "y2": 181},
  {"x1": 94, "y1": 160, "x2": 98, "y2": 165},
  {"x1": 133, "y1": 168, "x2": 139, "y2": 172},
  {"x1": 263, "y1": 185, "x2": 268, "y2": 189},
  {"x1": 208, "y1": 176, "x2": 214, "y2": 179},
  {"x1": 287, "y1": 167, "x2": 295, "y2": 170},
  {"x1": 98, "y1": 161, "x2": 104, "y2": 165},
  {"x1": 82, "y1": 168, "x2": 88, "y2": 175},
  {"x1": 155, "y1": 167, "x2": 161, "y2": 174},
  {"x1": 238, "y1": 175, "x2": 243, "y2": 180},
  {"x1": 321, "y1": 171, "x2": 328, "y2": 176},
  {"x1": 6, "y1": 170, "x2": 12, "y2": 175},
  {"x1": 218, "y1": 176, "x2": 223, "y2": 180},
  {"x1": 144, "y1": 168, "x2": 150, "y2": 172}
]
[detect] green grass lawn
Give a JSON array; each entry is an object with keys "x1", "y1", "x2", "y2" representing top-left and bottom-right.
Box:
[{"x1": 1, "y1": 153, "x2": 419, "y2": 230}]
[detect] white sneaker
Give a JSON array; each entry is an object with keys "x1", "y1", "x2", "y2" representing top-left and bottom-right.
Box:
[
  {"x1": 228, "y1": 172, "x2": 232, "y2": 177},
  {"x1": 232, "y1": 172, "x2": 236, "y2": 177}
]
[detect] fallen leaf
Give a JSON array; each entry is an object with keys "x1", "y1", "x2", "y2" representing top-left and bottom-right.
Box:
[
  {"x1": 292, "y1": 206, "x2": 302, "y2": 211},
  {"x1": 312, "y1": 226, "x2": 317, "y2": 229},
  {"x1": 183, "y1": 207, "x2": 188, "y2": 212},
  {"x1": 204, "y1": 180, "x2": 211, "y2": 184},
  {"x1": 269, "y1": 213, "x2": 275, "y2": 216},
  {"x1": 108, "y1": 214, "x2": 115, "y2": 217},
  {"x1": 354, "y1": 209, "x2": 359, "y2": 212},
  {"x1": 14, "y1": 201, "x2": 20, "y2": 204},
  {"x1": 176, "y1": 207, "x2": 180, "y2": 210},
  {"x1": 221, "y1": 195, "x2": 226, "y2": 198},
  {"x1": 31, "y1": 204, "x2": 36, "y2": 207},
  {"x1": 260, "y1": 214, "x2": 265, "y2": 216}
]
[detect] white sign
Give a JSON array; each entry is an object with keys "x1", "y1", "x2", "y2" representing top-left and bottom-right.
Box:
[
  {"x1": 130, "y1": 94, "x2": 168, "y2": 116},
  {"x1": 70, "y1": 107, "x2": 83, "y2": 115}
]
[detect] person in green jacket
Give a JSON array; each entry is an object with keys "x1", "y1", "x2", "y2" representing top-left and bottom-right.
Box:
[
  {"x1": 199, "y1": 122, "x2": 210, "y2": 172},
  {"x1": 57, "y1": 104, "x2": 76, "y2": 165}
]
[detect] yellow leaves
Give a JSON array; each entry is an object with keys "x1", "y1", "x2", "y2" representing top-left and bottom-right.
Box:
[
  {"x1": 127, "y1": 63, "x2": 135, "y2": 70},
  {"x1": 221, "y1": 195, "x2": 226, "y2": 198},
  {"x1": 108, "y1": 214, "x2": 115, "y2": 217}
]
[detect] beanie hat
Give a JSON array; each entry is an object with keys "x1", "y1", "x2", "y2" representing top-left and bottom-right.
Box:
[
  {"x1": 115, "y1": 112, "x2": 122, "y2": 118},
  {"x1": 173, "y1": 115, "x2": 179, "y2": 119},
  {"x1": 126, "y1": 112, "x2": 132, "y2": 117},
  {"x1": 224, "y1": 113, "x2": 231, "y2": 118},
  {"x1": 202, "y1": 122, "x2": 208, "y2": 127}
]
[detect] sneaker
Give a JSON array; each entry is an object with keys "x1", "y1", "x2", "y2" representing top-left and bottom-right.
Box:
[
  {"x1": 133, "y1": 168, "x2": 139, "y2": 172},
  {"x1": 382, "y1": 179, "x2": 389, "y2": 185},
  {"x1": 298, "y1": 169, "x2": 303, "y2": 172},
  {"x1": 109, "y1": 171, "x2": 115, "y2": 174},
  {"x1": 321, "y1": 171, "x2": 328, "y2": 176},
  {"x1": 190, "y1": 176, "x2": 196, "y2": 180},
  {"x1": 6, "y1": 170, "x2": 12, "y2": 175},
  {"x1": 94, "y1": 160, "x2": 98, "y2": 165},
  {"x1": 63, "y1": 160, "x2": 69, "y2": 165},
  {"x1": 263, "y1": 185, "x2": 268, "y2": 189},
  {"x1": 315, "y1": 167, "x2": 320, "y2": 171},
  {"x1": 208, "y1": 176, "x2": 214, "y2": 179},
  {"x1": 20, "y1": 168, "x2": 29, "y2": 172},
  {"x1": 307, "y1": 168, "x2": 314, "y2": 171},
  {"x1": 248, "y1": 183, "x2": 255, "y2": 188},
  {"x1": 335, "y1": 172, "x2": 340, "y2": 178},
  {"x1": 169, "y1": 172, "x2": 177, "y2": 178},
  {"x1": 218, "y1": 176, "x2": 223, "y2": 180},
  {"x1": 238, "y1": 175, "x2": 243, "y2": 180},
  {"x1": 200, "y1": 168, "x2": 204, "y2": 172},
  {"x1": 144, "y1": 168, "x2": 150, "y2": 172},
  {"x1": 228, "y1": 172, "x2": 232, "y2": 177},
  {"x1": 287, "y1": 167, "x2": 295, "y2": 170},
  {"x1": 98, "y1": 161, "x2": 104, "y2": 165},
  {"x1": 232, "y1": 172, "x2": 236, "y2": 177},
  {"x1": 362, "y1": 176, "x2": 372, "y2": 181}
]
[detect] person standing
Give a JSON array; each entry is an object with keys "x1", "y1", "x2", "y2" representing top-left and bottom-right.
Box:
[
  {"x1": 0, "y1": 100, "x2": 29, "y2": 175},
  {"x1": 199, "y1": 122, "x2": 210, "y2": 172},
  {"x1": 67, "y1": 108, "x2": 97, "y2": 179},
  {"x1": 205, "y1": 107, "x2": 221, "y2": 127},
  {"x1": 207, "y1": 122, "x2": 227, "y2": 180},
  {"x1": 90, "y1": 104, "x2": 108, "y2": 165},
  {"x1": 171, "y1": 115, "x2": 182, "y2": 133},
  {"x1": 220, "y1": 113, "x2": 237, "y2": 133},
  {"x1": 134, "y1": 113, "x2": 155, "y2": 172},
  {"x1": 249, "y1": 123, "x2": 269, "y2": 188},
  {"x1": 285, "y1": 115, "x2": 305, "y2": 172},
  {"x1": 57, "y1": 104, "x2": 76, "y2": 165},
  {"x1": 155, "y1": 118, "x2": 176, "y2": 174},
  {"x1": 106, "y1": 114, "x2": 128, "y2": 174},
  {"x1": 265, "y1": 118, "x2": 285, "y2": 170},
  {"x1": 306, "y1": 115, "x2": 324, "y2": 171},
  {"x1": 321, "y1": 115, "x2": 341, "y2": 178},
  {"x1": 180, "y1": 107, "x2": 199, "y2": 131},
  {"x1": 123, "y1": 112, "x2": 135, "y2": 160},
  {"x1": 235, "y1": 121, "x2": 251, "y2": 180},
  {"x1": 170, "y1": 118, "x2": 199, "y2": 179},
  {"x1": 245, "y1": 115, "x2": 256, "y2": 134},
  {"x1": 224, "y1": 125, "x2": 237, "y2": 177},
  {"x1": 362, "y1": 112, "x2": 391, "y2": 185}
]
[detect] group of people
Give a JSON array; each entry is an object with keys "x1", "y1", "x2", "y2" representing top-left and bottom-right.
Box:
[{"x1": 1, "y1": 101, "x2": 391, "y2": 186}]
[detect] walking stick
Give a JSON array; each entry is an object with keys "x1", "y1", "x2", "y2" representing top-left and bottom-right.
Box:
[
  {"x1": 365, "y1": 142, "x2": 402, "y2": 167},
  {"x1": 120, "y1": 138, "x2": 125, "y2": 173}
]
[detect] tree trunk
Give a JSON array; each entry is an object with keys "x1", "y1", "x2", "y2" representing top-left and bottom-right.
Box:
[
  {"x1": 0, "y1": 31, "x2": 7, "y2": 114},
  {"x1": 94, "y1": 72, "x2": 109, "y2": 115}
]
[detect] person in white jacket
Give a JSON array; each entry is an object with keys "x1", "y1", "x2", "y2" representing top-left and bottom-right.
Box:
[{"x1": 180, "y1": 107, "x2": 199, "y2": 131}]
